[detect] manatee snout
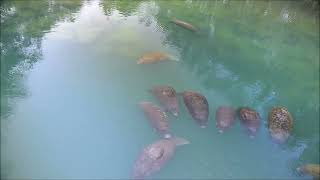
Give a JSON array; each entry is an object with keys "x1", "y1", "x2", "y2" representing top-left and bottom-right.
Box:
[
  {"x1": 216, "y1": 106, "x2": 236, "y2": 132},
  {"x1": 194, "y1": 112, "x2": 208, "y2": 127},
  {"x1": 269, "y1": 128, "x2": 290, "y2": 144}
]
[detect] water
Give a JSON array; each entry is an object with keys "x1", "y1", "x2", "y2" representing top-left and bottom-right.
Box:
[{"x1": 1, "y1": 0, "x2": 319, "y2": 179}]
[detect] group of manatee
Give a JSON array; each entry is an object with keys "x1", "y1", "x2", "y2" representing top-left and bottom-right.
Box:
[{"x1": 132, "y1": 19, "x2": 319, "y2": 179}]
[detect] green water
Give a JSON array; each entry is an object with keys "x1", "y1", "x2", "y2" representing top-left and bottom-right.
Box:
[{"x1": 1, "y1": 0, "x2": 319, "y2": 179}]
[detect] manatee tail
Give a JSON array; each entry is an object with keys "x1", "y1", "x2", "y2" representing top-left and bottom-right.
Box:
[{"x1": 171, "y1": 137, "x2": 190, "y2": 146}]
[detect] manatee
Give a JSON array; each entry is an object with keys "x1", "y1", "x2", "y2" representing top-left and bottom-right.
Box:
[
  {"x1": 238, "y1": 107, "x2": 261, "y2": 137},
  {"x1": 133, "y1": 137, "x2": 190, "y2": 179},
  {"x1": 151, "y1": 86, "x2": 179, "y2": 117},
  {"x1": 268, "y1": 106, "x2": 293, "y2": 143},
  {"x1": 137, "y1": 52, "x2": 178, "y2": 64},
  {"x1": 216, "y1": 106, "x2": 236, "y2": 133},
  {"x1": 182, "y1": 91, "x2": 209, "y2": 128},
  {"x1": 297, "y1": 164, "x2": 320, "y2": 179},
  {"x1": 139, "y1": 101, "x2": 171, "y2": 139},
  {"x1": 170, "y1": 18, "x2": 198, "y2": 32}
]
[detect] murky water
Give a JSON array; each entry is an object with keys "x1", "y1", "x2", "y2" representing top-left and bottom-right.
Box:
[{"x1": 1, "y1": 0, "x2": 319, "y2": 179}]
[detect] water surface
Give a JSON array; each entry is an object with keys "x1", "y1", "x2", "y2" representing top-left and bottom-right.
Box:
[{"x1": 1, "y1": 0, "x2": 319, "y2": 179}]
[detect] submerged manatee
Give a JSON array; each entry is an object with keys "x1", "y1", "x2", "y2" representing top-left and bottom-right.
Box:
[
  {"x1": 238, "y1": 107, "x2": 261, "y2": 137},
  {"x1": 137, "y1": 52, "x2": 178, "y2": 64},
  {"x1": 133, "y1": 137, "x2": 190, "y2": 179},
  {"x1": 182, "y1": 91, "x2": 209, "y2": 128},
  {"x1": 297, "y1": 164, "x2": 320, "y2": 179},
  {"x1": 140, "y1": 101, "x2": 171, "y2": 139},
  {"x1": 216, "y1": 106, "x2": 236, "y2": 133},
  {"x1": 268, "y1": 106, "x2": 293, "y2": 143},
  {"x1": 170, "y1": 19, "x2": 198, "y2": 32},
  {"x1": 151, "y1": 86, "x2": 179, "y2": 117}
]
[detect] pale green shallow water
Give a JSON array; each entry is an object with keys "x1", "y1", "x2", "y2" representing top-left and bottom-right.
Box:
[{"x1": 1, "y1": 0, "x2": 319, "y2": 179}]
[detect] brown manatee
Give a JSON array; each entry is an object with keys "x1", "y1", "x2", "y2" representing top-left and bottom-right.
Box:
[
  {"x1": 133, "y1": 137, "x2": 190, "y2": 179},
  {"x1": 139, "y1": 101, "x2": 171, "y2": 139},
  {"x1": 137, "y1": 52, "x2": 178, "y2": 64},
  {"x1": 182, "y1": 91, "x2": 209, "y2": 128},
  {"x1": 216, "y1": 106, "x2": 236, "y2": 133},
  {"x1": 268, "y1": 106, "x2": 293, "y2": 143},
  {"x1": 297, "y1": 164, "x2": 320, "y2": 179},
  {"x1": 170, "y1": 18, "x2": 198, "y2": 32},
  {"x1": 238, "y1": 107, "x2": 261, "y2": 138},
  {"x1": 151, "y1": 86, "x2": 179, "y2": 117}
]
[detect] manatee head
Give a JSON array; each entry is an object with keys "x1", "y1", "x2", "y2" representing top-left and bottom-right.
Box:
[
  {"x1": 196, "y1": 112, "x2": 208, "y2": 128},
  {"x1": 218, "y1": 119, "x2": 229, "y2": 129},
  {"x1": 137, "y1": 58, "x2": 145, "y2": 64},
  {"x1": 269, "y1": 128, "x2": 290, "y2": 144}
]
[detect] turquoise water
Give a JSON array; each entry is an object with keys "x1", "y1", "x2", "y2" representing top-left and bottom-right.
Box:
[{"x1": 1, "y1": 0, "x2": 319, "y2": 179}]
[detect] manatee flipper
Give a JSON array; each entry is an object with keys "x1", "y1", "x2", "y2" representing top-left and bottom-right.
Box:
[{"x1": 171, "y1": 137, "x2": 190, "y2": 146}]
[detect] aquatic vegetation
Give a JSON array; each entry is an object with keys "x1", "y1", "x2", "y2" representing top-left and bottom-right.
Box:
[{"x1": 100, "y1": 0, "x2": 142, "y2": 17}]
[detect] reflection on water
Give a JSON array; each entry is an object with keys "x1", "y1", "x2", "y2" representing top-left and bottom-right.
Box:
[{"x1": 1, "y1": 0, "x2": 319, "y2": 179}]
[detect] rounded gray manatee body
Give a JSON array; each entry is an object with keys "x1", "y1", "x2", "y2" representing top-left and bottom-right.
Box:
[
  {"x1": 151, "y1": 86, "x2": 179, "y2": 117},
  {"x1": 216, "y1": 106, "x2": 236, "y2": 133},
  {"x1": 140, "y1": 101, "x2": 171, "y2": 138},
  {"x1": 182, "y1": 91, "x2": 209, "y2": 128},
  {"x1": 268, "y1": 106, "x2": 293, "y2": 143},
  {"x1": 133, "y1": 138, "x2": 189, "y2": 179},
  {"x1": 170, "y1": 19, "x2": 198, "y2": 32}
]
